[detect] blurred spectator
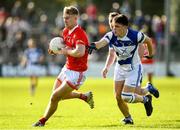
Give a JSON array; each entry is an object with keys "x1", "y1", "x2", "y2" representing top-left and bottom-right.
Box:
[
  {"x1": 133, "y1": 10, "x2": 145, "y2": 30},
  {"x1": 0, "y1": 7, "x2": 8, "y2": 42},
  {"x1": 120, "y1": 0, "x2": 131, "y2": 18},
  {"x1": 38, "y1": 14, "x2": 49, "y2": 34},
  {"x1": 140, "y1": 38, "x2": 156, "y2": 83},
  {"x1": 111, "y1": 2, "x2": 120, "y2": 13},
  {"x1": 86, "y1": 3, "x2": 97, "y2": 21},
  {"x1": 11, "y1": 0, "x2": 22, "y2": 17},
  {"x1": 26, "y1": 1, "x2": 37, "y2": 25},
  {"x1": 21, "y1": 38, "x2": 45, "y2": 96},
  {"x1": 55, "y1": 11, "x2": 64, "y2": 29},
  {"x1": 0, "y1": 7, "x2": 8, "y2": 76},
  {"x1": 152, "y1": 15, "x2": 165, "y2": 44}
]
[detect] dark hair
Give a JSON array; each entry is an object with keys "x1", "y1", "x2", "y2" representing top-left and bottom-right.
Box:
[
  {"x1": 63, "y1": 6, "x2": 79, "y2": 15},
  {"x1": 114, "y1": 14, "x2": 129, "y2": 26},
  {"x1": 109, "y1": 12, "x2": 119, "y2": 19}
]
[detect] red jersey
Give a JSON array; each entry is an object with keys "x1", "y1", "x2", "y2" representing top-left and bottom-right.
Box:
[
  {"x1": 63, "y1": 25, "x2": 89, "y2": 72},
  {"x1": 141, "y1": 38, "x2": 156, "y2": 64}
]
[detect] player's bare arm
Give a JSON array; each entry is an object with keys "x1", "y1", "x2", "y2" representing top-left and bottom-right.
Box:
[
  {"x1": 143, "y1": 36, "x2": 153, "y2": 58},
  {"x1": 59, "y1": 44, "x2": 85, "y2": 58},
  {"x1": 88, "y1": 39, "x2": 108, "y2": 54},
  {"x1": 102, "y1": 49, "x2": 116, "y2": 78},
  {"x1": 95, "y1": 39, "x2": 108, "y2": 49},
  {"x1": 138, "y1": 44, "x2": 145, "y2": 58}
]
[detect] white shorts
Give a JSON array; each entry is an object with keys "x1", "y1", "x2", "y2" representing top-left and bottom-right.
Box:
[
  {"x1": 114, "y1": 63, "x2": 143, "y2": 87},
  {"x1": 57, "y1": 66, "x2": 86, "y2": 90},
  {"x1": 142, "y1": 64, "x2": 154, "y2": 75}
]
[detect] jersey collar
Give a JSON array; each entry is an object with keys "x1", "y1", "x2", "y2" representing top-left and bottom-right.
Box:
[{"x1": 68, "y1": 25, "x2": 79, "y2": 35}]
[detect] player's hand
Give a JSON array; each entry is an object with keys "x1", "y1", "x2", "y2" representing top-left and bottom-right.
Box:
[
  {"x1": 48, "y1": 49, "x2": 56, "y2": 55},
  {"x1": 88, "y1": 43, "x2": 97, "y2": 54},
  {"x1": 58, "y1": 47, "x2": 68, "y2": 55},
  {"x1": 101, "y1": 67, "x2": 108, "y2": 78},
  {"x1": 144, "y1": 55, "x2": 153, "y2": 59}
]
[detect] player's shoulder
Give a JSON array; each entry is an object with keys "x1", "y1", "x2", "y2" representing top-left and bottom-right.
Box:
[
  {"x1": 127, "y1": 28, "x2": 139, "y2": 36},
  {"x1": 75, "y1": 26, "x2": 86, "y2": 34},
  {"x1": 74, "y1": 26, "x2": 88, "y2": 37},
  {"x1": 105, "y1": 31, "x2": 113, "y2": 36},
  {"x1": 128, "y1": 28, "x2": 144, "y2": 37},
  {"x1": 104, "y1": 31, "x2": 114, "y2": 39},
  {"x1": 127, "y1": 28, "x2": 144, "y2": 43}
]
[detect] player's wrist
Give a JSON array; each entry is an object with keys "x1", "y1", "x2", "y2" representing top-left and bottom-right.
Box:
[
  {"x1": 58, "y1": 48, "x2": 68, "y2": 55},
  {"x1": 88, "y1": 42, "x2": 97, "y2": 54},
  {"x1": 91, "y1": 43, "x2": 97, "y2": 50},
  {"x1": 48, "y1": 49, "x2": 56, "y2": 55}
]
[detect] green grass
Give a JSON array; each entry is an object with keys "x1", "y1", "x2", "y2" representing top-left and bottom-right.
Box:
[{"x1": 0, "y1": 77, "x2": 180, "y2": 130}]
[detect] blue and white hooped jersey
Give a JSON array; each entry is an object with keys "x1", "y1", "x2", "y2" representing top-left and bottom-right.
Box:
[
  {"x1": 101, "y1": 28, "x2": 146, "y2": 71},
  {"x1": 24, "y1": 48, "x2": 43, "y2": 65}
]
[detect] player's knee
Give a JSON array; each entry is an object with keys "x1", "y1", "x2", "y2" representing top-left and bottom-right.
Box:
[
  {"x1": 115, "y1": 93, "x2": 123, "y2": 101},
  {"x1": 121, "y1": 92, "x2": 135, "y2": 103},
  {"x1": 51, "y1": 93, "x2": 61, "y2": 102}
]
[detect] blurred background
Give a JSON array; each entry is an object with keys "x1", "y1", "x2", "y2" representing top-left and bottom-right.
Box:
[{"x1": 0, "y1": 0, "x2": 180, "y2": 77}]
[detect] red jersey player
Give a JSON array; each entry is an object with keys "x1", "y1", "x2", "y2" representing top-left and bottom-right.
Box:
[
  {"x1": 141, "y1": 38, "x2": 156, "y2": 83},
  {"x1": 33, "y1": 6, "x2": 94, "y2": 127}
]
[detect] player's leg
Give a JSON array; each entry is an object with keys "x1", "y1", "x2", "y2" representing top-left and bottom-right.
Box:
[
  {"x1": 135, "y1": 85, "x2": 149, "y2": 96},
  {"x1": 33, "y1": 68, "x2": 93, "y2": 127},
  {"x1": 33, "y1": 80, "x2": 74, "y2": 127},
  {"x1": 121, "y1": 64, "x2": 153, "y2": 116},
  {"x1": 113, "y1": 64, "x2": 133, "y2": 124},
  {"x1": 147, "y1": 72, "x2": 153, "y2": 83},
  {"x1": 135, "y1": 82, "x2": 159, "y2": 98},
  {"x1": 63, "y1": 68, "x2": 94, "y2": 108},
  {"x1": 142, "y1": 64, "x2": 159, "y2": 98},
  {"x1": 114, "y1": 80, "x2": 133, "y2": 124},
  {"x1": 52, "y1": 68, "x2": 94, "y2": 108},
  {"x1": 61, "y1": 91, "x2": 94, "y2": 109},
  {"x1": 44, "y1": 81, "x2": 74, "y2": 119},
  {"x1": 122, "y1": 85, "x2": 153, "y2": 116}
]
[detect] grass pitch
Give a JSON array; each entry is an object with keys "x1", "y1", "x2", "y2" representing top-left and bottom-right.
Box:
[{"x1": 0, "y1": 77, "x2": 180, "y2": 130}]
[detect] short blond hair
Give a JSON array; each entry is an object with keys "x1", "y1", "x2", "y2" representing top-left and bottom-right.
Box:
[{"x1": 63, "y1": 6, "x2": 79, "y2": 15}]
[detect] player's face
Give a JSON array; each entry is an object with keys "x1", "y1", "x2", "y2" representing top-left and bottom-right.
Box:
[
  {"x1": 113, "y1": 22, "x2": 127, "y2": 37},
  {"x1": 63, "y1": 13, "x2": 77, "y2": 29}
]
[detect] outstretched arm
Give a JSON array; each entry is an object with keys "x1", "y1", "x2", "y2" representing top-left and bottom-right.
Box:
[
  {"x1": 95, "y1": 39, "x2": 108, "y2": 49},
  {"x1": 88, "y1": 39, "x2": 108, "y2": 54}
]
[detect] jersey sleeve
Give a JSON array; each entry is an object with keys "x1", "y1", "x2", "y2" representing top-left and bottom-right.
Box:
[
  {"x1": 101, "y1": 32, "x2": 113, "y2": 43},
  {"x1": 100, "y1": 31, "x2": 114, "y2": 48},
  {"x1": 137, "y1": 32, "x2": 147, "y2": 44},
  {"x1": 74, "y1": 30, "x2": 88, "y2": 46}
]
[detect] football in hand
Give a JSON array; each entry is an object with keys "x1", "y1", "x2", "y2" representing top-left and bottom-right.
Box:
[{"x1": 49, "y1": 37, "x2": 65, "y2": 53}]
